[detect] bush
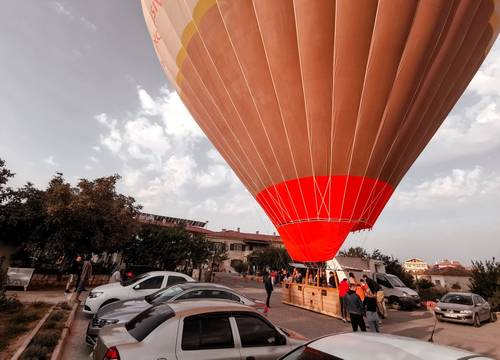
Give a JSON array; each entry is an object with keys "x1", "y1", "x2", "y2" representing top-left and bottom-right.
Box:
[
  {"x1": 233, "y1": 261, "x2": 249, "y2": 274},
  {"x1": 416, "y1": 278, "x2": 446, "y2": 302},
  {"x1": 470, "y1": 258, "x2": 500, "y2": 312},
  {"x1": 49, "y1": 310, "x2": 65, "y2": 322},
  {"x1": 12, "y1": 310, "x2": 40, "y2": 324},
  {"x1": 20, "y1": 344, "x2": 50, "y2": 360},
  {"x1": 58, "y1": 302, "x2": 72, "y2": 311},
  {"x1": 31, "y1": 329, "x2": 60, "y2": 348}
]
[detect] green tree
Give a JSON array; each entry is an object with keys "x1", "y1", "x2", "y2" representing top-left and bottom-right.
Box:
[
  {"x1": 124, "y1": 224, "x2": 212, "y2": 272},
  {"x1": 338, "y1": 246, "x2": 369, "y2": 259},
  {"x1": 248, "y1": 247, "x2": 291, "y2": 272},
  {"x1": 469, "y1": 258, "x2": 500, "y2": 311},
  {"x1": 371, "y1": 249, "x2": 415, "y2": 289}
]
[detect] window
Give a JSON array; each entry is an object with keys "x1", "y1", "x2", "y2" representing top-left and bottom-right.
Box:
[
  {"x1": 230, "y1": 243, "x2": 244, "y2": 251},
  {"x1": 126, "y1": 304, "x2": 175, "y2": 341},
  {"x1": 178, "y1": 290, "x2": 240, "y2": 302},
  {"x1": 146, "y1": 285, "x2": 184, "y2": 305},
  {"x1": 473, "y1": 295, "x2": 485, "y2": 305},
  {"x1": 182, "y1": 315, "x2": 234, "y2": 350},
  {"x1": 235, "y1": 314, "x2": 282, "y2": 347},
  {"x1": 375, "y1": 275, "x2": 392, "y2": 288},
  {"x1": 441, "y1": 294, "x2": 473, "y2": 306},
  {"x1": 135, "y1": 276, "x2": 164, "y2": 290},
  {"x1": 167, "y1": 275, "x2": 187, "y2": 286},
  {"x1": 434, "y1": 279, "x2": 441, "y2": 286}
]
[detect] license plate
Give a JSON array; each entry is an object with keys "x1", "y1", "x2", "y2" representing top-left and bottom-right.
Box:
[{"x1": 445, "y1": 313, "x2": 459, "y2": 318}]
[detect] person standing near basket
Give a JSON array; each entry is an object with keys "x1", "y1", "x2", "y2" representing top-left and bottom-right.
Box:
[{"x1": 263, "y1": 271, "x2": 273, "y2": 314}]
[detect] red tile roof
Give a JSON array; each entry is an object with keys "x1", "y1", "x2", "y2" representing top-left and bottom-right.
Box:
[{"x1": 208, "y1": 230, "x2": 281, "y2": 243}]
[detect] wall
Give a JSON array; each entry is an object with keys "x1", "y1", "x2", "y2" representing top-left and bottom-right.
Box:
[
  {"x1": 27, "y1": 274, "x2": 110, "y2": 290},
  {"x1": 430, "y1": 275, "x2": 471, "y2": 291}
]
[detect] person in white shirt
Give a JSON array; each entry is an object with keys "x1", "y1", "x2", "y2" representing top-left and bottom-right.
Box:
[{"x1": 109, "y1": 268, "x2": 122, "y2": 283}]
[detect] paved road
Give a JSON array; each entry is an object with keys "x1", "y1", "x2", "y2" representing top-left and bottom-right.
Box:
[{"x1": 63, "y1": 273, "x2": 500, "y2": 359}]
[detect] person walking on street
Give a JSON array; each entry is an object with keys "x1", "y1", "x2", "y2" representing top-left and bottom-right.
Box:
[
  {"x1": 65, "y1": 256, "x2": 82, "y2": 294},
  {"x1": 364, "y1": 288, "x2": 380, "y2": 332},
  {"x1": 348, "y1": 272, "x2": 357, "y2": 285},
  {"x1": 363, "y1": 274, "x2": 387, "y2": 319},
  {"x1": 343, "y1": 283, "x2": 366, "y2": 332},
  {"x1": 76, "y1": 255, "x2": 93, "y2": 301},
  {"x1": 338, "y1": 278, "x2": 350, "y2": 322},
  {"x1": 263, "y1": 271, "x2": 273, "y2": 314}
]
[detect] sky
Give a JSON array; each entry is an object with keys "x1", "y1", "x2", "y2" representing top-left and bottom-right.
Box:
[{"x1": 1, "y1": 1, "x2": 499, "y2": 265}]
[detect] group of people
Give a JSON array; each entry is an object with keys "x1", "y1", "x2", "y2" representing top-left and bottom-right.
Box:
[
  {"x1": 64, "y1": 255, "x2": 125, "y2": 301},
  {"x1": 339, "y1": 273, "x2": 387, "y2": 332}
]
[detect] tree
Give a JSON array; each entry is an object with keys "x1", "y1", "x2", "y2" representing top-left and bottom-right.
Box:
[
  {"x1": 338, "y1": 246, "x2": 369, "y2": 259},
  {"x1": 248, "y1": 247, "x2": 291, "y2": 272},
  {"x1": 415, "y1": 277, "x2": 445, "y2": 301},
  {"x1": 470, "y1": 258, "x2": 500, "y2": 311},
  {"x1": 371, "y1": 249, "x2": 415, "y2": 289},
  {"x1": 124, "y1": 224, "x2": 212, "y2": 272}
]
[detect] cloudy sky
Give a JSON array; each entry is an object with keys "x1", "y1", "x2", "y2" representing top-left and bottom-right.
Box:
[{"x1": 1, "y1": 1, "x2": 499, "y2": 265}]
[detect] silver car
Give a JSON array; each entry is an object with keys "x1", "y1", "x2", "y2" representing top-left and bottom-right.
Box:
[
  {"x1": 279, "y1": 333, "x2": 494, "y2": 359},
  {"x1": 435, "y1": 292, "x2": 494, "y2": 327},
  {"x1": 93, "y1": 300, "x2": 307, "y2": 360},
  {"x1": 86, "y1": 282, "x2": 265, "y2": 346}
]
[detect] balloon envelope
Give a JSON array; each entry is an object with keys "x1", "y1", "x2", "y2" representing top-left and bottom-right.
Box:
[{"x1": 142, "y1": 0, "x2": 499, "y2": 261}]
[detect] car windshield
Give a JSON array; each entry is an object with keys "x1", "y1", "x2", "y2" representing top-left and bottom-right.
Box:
[
  {"x1": 145, "y1": 285, "x2": 184, "y2": 304},
  {"x1": 121, "y1": 273, "x2": 149, "y2": 287},
  {"x1": 387, "y1": 276, "x2": 406, "y2": 288},
  {"x1": 441, "y1": 294, "x2": 473, "y2": 305}
]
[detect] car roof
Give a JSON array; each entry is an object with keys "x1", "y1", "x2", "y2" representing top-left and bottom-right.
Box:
[
  {"x1": 307, "y1": 333, "x2": 482, "y2": 360},
  {"x1": 145, "y1": 271, "x2": 193, "y2": 278},
  {"x1": 444, "y1": 292, "x2": 473, "y2": 297},
  {"x1": 178, "y1": 282, "x2": 232, "y2": 290},
  {"x1": 167, "y1": 299, "x2": 255, "y2": 315}
]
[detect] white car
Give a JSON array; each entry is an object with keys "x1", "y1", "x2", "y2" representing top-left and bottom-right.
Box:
[
  {"x1": 83, "y1": 271, "x2": 194, "y2": 314},
  {"x1": 93, "y1": 300, "x2": 307, "y2": 360},
  {"x1": 279, "y1": 332, "x2": 494, "y2": 359}
]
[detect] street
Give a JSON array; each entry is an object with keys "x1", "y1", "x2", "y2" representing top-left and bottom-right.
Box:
[{"x1": 63, "y1": 273, "x2": 500, "y2": 359}]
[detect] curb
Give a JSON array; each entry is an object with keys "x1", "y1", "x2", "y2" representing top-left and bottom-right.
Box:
[
  {"x1": 11, "y1": 305, "x2": 56, "y2": 360},
  {"x1": 50, "y1": 301, "x2": 79, "y2": 360}
]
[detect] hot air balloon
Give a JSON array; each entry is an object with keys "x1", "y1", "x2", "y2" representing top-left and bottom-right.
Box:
[{"x1": 141, "y1": 0, "x2": 499, "y2": 262}]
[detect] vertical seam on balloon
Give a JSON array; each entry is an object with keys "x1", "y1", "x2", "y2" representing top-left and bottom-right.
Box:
[
  {"x1": 251, "y1": 0, "x2": 312, "y2": 259},
  {"x1": 292, "y1": 0, "x2": 320, "y2": 221},
  {"x1": 214, "y1": 2, "x2": 307, "y2": 237},
  {"x1": 327, "y1": 0, "x2": 339, "y2": 221},
  {"x1": 339, "y1": 0, "x2": 379, "y2": 226},
  {"x1": 347, "y1": 0, "x2": 418, "y2": 224},
  {"x1": 175, "y1": 0, "x2": 293, "y2": 224}
]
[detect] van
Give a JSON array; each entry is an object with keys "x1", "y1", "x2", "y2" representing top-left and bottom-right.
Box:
[{"x1": 375, "y1": 273, "x2": 420, "y2": 309}]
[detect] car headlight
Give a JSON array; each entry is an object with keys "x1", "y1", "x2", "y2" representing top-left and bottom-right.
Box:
[
  {"x1": 100, "y1": 318, "x2": 119, "y2": 326},
  {"x1": 402, "y1": 292, "x2": 408, "y2": 297},
  {"x1": 88, "y1": 291, "x2": 103, "y2": 298},
  {"x1": 435, "y1": 306, "x2": 441, "y2": 311},
  {"x1": 460, "y1": 310, "x2": 472, "y2": 314}
]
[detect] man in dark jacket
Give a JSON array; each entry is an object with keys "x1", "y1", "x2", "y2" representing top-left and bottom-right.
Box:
[
  {"x1": 343, "y1": 284, "x2": 366, "y2": 332},
  {"x1": 363, "y1": 274, "x2": 386, "y2": 319},
  {"x1": 263, "y1": 271, "x2": 273, "y2": 314}
]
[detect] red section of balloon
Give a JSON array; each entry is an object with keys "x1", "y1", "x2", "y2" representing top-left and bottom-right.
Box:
[{"x1": 256, "y1": 176, "x2": 394, "y2": 261}]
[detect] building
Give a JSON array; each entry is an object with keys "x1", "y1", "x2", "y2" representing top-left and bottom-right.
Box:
[
  {"x1": 433, "y1": 259, "x2": 464, "y2": 270},
  {"x1": 420, "y1": 267, "x2": 472, "y2": 291},
  {"x1": 403, "y1": 258, "x2": 429, "y2": 273},
  {"x1": 137, "y1": 212, "x2": 282, "y2": 272}
]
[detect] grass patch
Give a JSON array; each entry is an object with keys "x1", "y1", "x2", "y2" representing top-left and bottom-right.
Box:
[
  {"x1": 20, "y1": 303, "x2": 71, "y2": 360},
  {"x1": 0, "y1": 302, "x2": 49, "y2": 353}
]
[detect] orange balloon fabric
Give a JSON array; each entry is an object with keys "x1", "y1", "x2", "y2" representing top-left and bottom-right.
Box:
[{"x1": 142, "y1": 0, "x2": 499, "y2": 261}]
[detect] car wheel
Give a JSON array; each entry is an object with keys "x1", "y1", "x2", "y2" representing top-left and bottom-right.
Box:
[
  {"x1": 391, "y1": 299, "x2": 401, "y2": 311},
  {"x1": 473, "y1": 314, "x2": 481, "y2": 327},
  {"x1": 99, "y1": 299, "x2": 119, "y2": 310}
]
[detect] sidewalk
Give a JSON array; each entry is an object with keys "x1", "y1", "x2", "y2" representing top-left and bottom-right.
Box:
[{"x1": 6, "y1": 289, "x2": 73, "y2": 304}]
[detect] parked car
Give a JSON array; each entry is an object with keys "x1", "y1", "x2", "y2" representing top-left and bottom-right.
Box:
[
  {"x1": 92, "y1": 300, "x2": 307, "y2": 360},
  {"x1": 434, "y1": 292, "x2": 494, "y2": 327},
  {"x1": 83, "y1": 271, "x2": 194, "y2": 314},
  {"x1": 375, "y1": 273, "x2": 421, "y2": 309},
  {"x1": 279, "y1": 332, "x2": 494, "y2": 360},
  {"x1": 86, "y1": 282, "x2": 265, "y2": 346}
]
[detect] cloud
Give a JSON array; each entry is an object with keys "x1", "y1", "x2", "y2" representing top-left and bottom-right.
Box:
[
  {"x1": 195, "y1": 164, "x2": 229, "y2": 188},
  {"x1": 44, "y1": 155, "x2": 59, "y2": 167},
  {"x1": 417, "y1": 43, "x2": 500, "y2": 166},
  {"x1": 49, "y1": 2, "x2": 97, "y2": 31},
  {"x1": 90, "y1": 156, "x2": 99, "y2": 163},
  {"x1": 395, "y1": 166, "x2": 500, "y2": 207}
]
